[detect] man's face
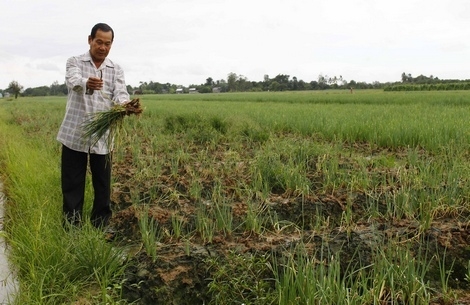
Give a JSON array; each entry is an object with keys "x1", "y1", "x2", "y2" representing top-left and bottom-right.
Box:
[{"x1": 88, "y1": 29, "x2": 113, "y2": 63}]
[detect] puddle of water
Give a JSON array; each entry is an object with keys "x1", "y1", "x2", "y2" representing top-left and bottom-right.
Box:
[{"x1": 0, "y1": 182, "x2": 18, "y2": 304}]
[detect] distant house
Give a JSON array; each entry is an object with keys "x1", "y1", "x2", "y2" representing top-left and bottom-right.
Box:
[
  {"x1": 0, "y1": 93, "x2": 3, "y2": 98},
  {"x1": 176, "y1": 88, "x2": 184, "y2": 94},
  {"x1": 212, "y1": 87, "x2": 221, "y2": 93},
  {"x1": 189, "y1": 88, "x2": 198, "y2": 94}
]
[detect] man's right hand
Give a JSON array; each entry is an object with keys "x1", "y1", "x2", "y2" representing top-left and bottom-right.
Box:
[{"x1": 86, "y1": 77, "x2": 103, "y2": 91}]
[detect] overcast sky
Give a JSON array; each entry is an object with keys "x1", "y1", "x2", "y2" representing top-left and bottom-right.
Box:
[{"x1": 2, "y1": 0, "x2": 470, "y2": 89}]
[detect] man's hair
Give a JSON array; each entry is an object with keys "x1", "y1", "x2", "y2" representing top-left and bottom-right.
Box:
[{"x1": 90, "y1": 23, "x2": 114, "y2": 41}]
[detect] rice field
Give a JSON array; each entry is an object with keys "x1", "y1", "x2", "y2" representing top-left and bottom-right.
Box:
[{"x1": 0, "y1": 89, "x2": 469, "y2": 304}]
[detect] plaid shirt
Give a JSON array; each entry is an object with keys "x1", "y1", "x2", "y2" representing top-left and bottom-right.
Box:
[{"x1": 57, "y1": 52, "x2": 130, "y2": 154}]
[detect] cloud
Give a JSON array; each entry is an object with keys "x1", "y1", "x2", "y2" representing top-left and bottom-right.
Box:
[
  {"x1": 35, "y1": 61, "x2": 62, "y2": 72},
  {"x1": 1, "y1": 0, "x2": 470, "y2": 88}
]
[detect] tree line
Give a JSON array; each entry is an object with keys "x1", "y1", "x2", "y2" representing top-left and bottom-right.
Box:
[
  {"x1": 3, "y1": 72, "x2": 470, "y2": 98},
  {"x1": 146, "y1": 73, "x2": 381, "y2": 94},
  {"x1": 383, "y1": 73, "x2": 470, "y2": 91}
]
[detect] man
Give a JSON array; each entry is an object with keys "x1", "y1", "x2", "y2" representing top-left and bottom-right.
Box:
[{"x1": 57, "y1": 23, "x2": 130, "y2": 229}]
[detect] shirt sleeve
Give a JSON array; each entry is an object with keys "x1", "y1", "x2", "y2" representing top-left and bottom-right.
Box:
[
  {"x1": 65, "y1": 57, "x2": 88, "y2": 94},
  {"x1": 112, "y1": 64, "x2": 130, "y2": 105}
]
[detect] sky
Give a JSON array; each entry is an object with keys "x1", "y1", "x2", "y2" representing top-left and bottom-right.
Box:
[{"x1": 1, "y1": 0, "x2": 470, "y2": 89}]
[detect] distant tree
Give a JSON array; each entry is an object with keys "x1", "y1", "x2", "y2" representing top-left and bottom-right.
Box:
[
  {"x1": 275, "y1": 74, "x2": 290, "y2": 83},
  {"x1": 318, "y1": 74, "x2": 328, "y2": 90},
  {"x1": 338, "y1": 75, "x2": 347, "y2": 87},
  {"x1": 22, "y1": 87, "x2": 33, "y2": 96},
  {"x1": 139, "y1": 81, "x2": 148, "y2": 92},
  {"x1": 309, "y1": 80, "x2": 319, "y2": 90},
  {"x1": 263, "y1": 74, "x2": 271, "y2": 90},
  {"x1": 8, "y1": 80, "x2": 23, "y2": 99},
  {"x1": 265, "y1": 74, "x2": 289, "y2": 91},
  {"x1": 236, "y1": 75, "x2": 251, "y2": 91},
  {"x1": 198, "y1": 86, "x2": 212, "y2": 93},
  {"x1": 60, "y1": 83, "x2": 67, "y2": 95},
  {"x1": 328, "y1": 76, "x2": 337, "y2": 86},
  {"x1": 50, "y1": 81, "x2": 63, "y2": 96},
  {"x1": 297, "y1": 79, "x2": 306, "y2": 90},
  {"x1": 401, "y1": 72, "x2": 407, "y2": 83},
  {"x1": 33, "y1": 86, "x2": 50, "y2": 96},
  {"x1": 216, "y1": 79, "x2": 228, "y2": 92},
  {"x1": 371, "y1": 81, "x2": 383, "y2": 89},
  {"x1": 23, "y1": 86, "x2": 49, "y2": 96},
  {"x1": 348, "y1": 80, "x2": 357, "y2": 89},
  {"x1": 292, "y1": 76, "x2": 298, "y2": 90},
  {"x1": 227, "y1": 72, "x2": 237, "y2": 92},
  {"x1": 205, "y1": 77, "x2": 214, "y2": 87},
  {"x1": 251, "y1": 80, "x2": 261, "y2": 91},
  {"x1": 269, "y1": 81, "x2": 280, "y2": 91},
  {"x1": 146, "y1": 81, "x2": 163, "y2": 93}
]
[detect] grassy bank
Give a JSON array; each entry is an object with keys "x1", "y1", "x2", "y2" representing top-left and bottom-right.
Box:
[{"x1": 0, "y1": 98, "x2": 129, "y2": 304}]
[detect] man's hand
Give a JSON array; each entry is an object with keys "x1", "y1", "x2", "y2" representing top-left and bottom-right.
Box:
[{"x1": 86, "y1": 77, "x2": 103, "y2": 91}]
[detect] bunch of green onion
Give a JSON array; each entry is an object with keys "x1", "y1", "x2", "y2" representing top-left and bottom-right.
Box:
[{"x1": 82, "y1": 98, "x2": 143, "y2": 148}]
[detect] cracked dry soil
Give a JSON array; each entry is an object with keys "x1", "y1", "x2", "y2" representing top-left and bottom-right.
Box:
[{"x1": 108, "y1": 150, "x2": 470, "y2": 305}]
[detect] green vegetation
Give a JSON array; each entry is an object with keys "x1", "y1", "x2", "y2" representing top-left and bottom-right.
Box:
[
  {"x1": 0, "y1": 98, "x2": 128, "y2": 304},
  {"x1": 384, "y1": 82, "x2": 470, "y2": 91},
  {"x1": 5, "y1": 81, "x2": 23, "y2": 99},
  {"x1": 10, "y1": 71, "x2": 470, "y2": 97},
  {"x1": 0, "y1": 90, "x2": 469, "y2": 304}
]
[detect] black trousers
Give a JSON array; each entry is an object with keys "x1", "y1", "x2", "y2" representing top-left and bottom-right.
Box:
[{"x1": 61, "y1": 145, "x2": 112, "y2": 228}]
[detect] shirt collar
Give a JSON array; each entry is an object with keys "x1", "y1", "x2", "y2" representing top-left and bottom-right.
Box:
[{"x1": 81, "y1": 51, "x2": 115, "y2": 69}]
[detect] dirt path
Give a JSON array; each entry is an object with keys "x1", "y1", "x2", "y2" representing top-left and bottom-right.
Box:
[{"x1": 0, "y1": 182, "x2": 17, "y2": 305}]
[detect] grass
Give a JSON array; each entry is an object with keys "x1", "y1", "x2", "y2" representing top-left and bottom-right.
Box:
[
  {"x1": 138, "y1": 206, "x2": 162, "y2": 263},
  {"x1": 1, "y1": 90, "x2": 470, "y2": 304},
  {"x1": 0, "y1": 98, "x2": 130, "y2": 304}
]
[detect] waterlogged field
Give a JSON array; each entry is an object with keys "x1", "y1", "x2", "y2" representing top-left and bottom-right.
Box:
[{"x1": 0, "y1": 90, "x2": 469, "y2": 304}]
